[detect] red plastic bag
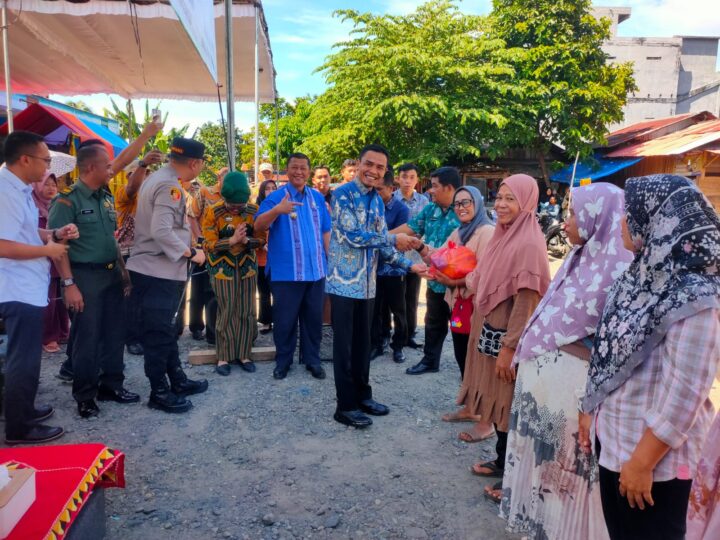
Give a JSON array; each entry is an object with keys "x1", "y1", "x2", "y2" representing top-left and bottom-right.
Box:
[{"x1": 429, "y1": 241, "x2": 477, "y2": 279}]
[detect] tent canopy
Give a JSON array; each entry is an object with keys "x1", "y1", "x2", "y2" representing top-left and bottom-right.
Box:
[
  {"x1": 551, "y1": 155, "x2": 642, "y2": 185},
  {"x1": 3, "y1": 0, "x2": 276, "y2": 102},
  {"x1": 0, "y1": 103, "x2": 126, "y2": 157}
]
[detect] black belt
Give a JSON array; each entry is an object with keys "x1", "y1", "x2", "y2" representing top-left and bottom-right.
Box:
[{"x1": 71, "y1": 261, "x2": 117, "y2": 270}]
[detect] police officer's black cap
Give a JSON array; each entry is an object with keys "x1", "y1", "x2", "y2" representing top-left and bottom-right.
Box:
[{"x1": 169, "y1": 137, "x2": 206, "y2": 160}]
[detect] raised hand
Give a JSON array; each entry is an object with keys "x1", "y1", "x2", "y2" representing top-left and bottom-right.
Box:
[
  {"x1": 142, "y1": 149, "x2": 164, "y2": 166},
  {"x1": 275, "y1": 192, "x2": 303, "y2": 215}
]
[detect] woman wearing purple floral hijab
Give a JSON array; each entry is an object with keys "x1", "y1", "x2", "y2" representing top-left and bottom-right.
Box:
[{"x1": 499, "y1": 183, "x2": 633, "y2": 539}]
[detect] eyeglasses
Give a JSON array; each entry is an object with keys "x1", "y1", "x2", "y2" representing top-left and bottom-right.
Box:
[
  {"x1": 25, "y1": 155, "x2": 52, "y2": 166},
  {"x1": 452, "y1": 199, "x2": 474, "y2": 209}
]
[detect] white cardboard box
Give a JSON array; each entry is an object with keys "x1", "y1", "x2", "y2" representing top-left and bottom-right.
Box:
[{"x1": 0, "y1": 466, "x2": 36, "y2": 539}]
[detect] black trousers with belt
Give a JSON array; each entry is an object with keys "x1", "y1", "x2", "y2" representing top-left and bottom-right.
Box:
[
  {"x1": 420, "y1": 289, "x2": 451, "y2": 369},
  {"x1": 70, "y1": 264, "x2": 126, "y2": 402},
  {"x1": 330, "y1": 294, "x2": 375, "y2": 411},
  {"x1": 0, "y1": 301, "x2": 43, "y2": 438},
  {"x1": 130, "y1": 271, "x2": 188, "y2": 390},
  {"x1": 371, "y1": 275, "x2": 407, "y2": 351},
  {"x1": 596, "y1": 438, "x2": 692, "y2": 540},
  {"x1": 404, "y1": 272, "x2": 421, "y2": 339}
]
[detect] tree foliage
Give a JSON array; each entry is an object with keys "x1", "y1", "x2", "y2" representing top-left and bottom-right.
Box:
[
  {"x1": 490, "y1": 0, "x2": 636, "y2": 175},
  {"x1": 194, "y1": 122, "x2": 250, "y2": 185},
  {"x1": 262, "y1": 96, "x2": 317, "y2": 167},
  {"x1": 299, "y1": 1, "x2": 519, "y2": 171}
]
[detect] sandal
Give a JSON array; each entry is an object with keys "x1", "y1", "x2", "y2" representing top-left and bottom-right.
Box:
[
  {"x1": 458, "y1": 422, "x2": 495, "y2": 443},
  {"x1": 43, "y1": 342, "x2": 61, "y2": 353},
  {"x1": 483, "y1": 481, "x2": 503, "y2": 504},
  {"x1": 471, "y1": 460, "x2": 504, "y2": 477}
]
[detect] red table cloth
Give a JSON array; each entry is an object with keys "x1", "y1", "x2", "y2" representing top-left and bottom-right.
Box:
[{"x1": 0, "y1": 444, "x2": 124, "y2": 540}]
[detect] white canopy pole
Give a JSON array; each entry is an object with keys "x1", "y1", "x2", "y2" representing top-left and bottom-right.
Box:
[
  {"x1": 253, "y1": 3, "x2": 259, "y2": 182},
  {"x1": 2, "y1": 0, "x2": 14, "y2": 133},
  {"x1": 225, "y1": 0, "x2": 235, "y2": 171}
]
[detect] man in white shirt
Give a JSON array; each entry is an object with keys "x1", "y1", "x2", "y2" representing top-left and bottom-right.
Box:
[{"x1": 0, "y1": 131, "x2": 78, "y2": 444}]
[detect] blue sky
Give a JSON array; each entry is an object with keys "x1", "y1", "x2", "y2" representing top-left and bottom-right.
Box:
[{"x1": 59, "y1": 0, "x2": 719, "y2": 139}]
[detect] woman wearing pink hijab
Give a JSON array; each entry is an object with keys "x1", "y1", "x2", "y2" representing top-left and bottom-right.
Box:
[
  {"x1": 457, "y1": 174, "x2": 551, "y2": 497},
  {"x1": 31, "y1": 172, "x2": 69, "y2": 353}
]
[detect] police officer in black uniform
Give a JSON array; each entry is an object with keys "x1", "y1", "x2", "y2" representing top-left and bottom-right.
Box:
[{"x1": 126, "y1": 138, "x2": 209, "y2": 413}]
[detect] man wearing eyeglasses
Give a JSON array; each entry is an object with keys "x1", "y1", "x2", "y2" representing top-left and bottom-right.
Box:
[
  {"x1": 126, "y1": 138, "x2": 209, "y2": 414},
  {"x1": 0, "y1": 131, "x2": 77, "y2": 444}
]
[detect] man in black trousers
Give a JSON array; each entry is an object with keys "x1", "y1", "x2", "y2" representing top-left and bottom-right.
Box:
[{"x1": 325, "y1": 144, "x2": 425, "y2": 429}]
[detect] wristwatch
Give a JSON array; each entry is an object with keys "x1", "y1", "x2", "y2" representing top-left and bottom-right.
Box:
[
  {"x1": 52, "y1": 229, "x2": 61, "y2": 242},
  {"x1": 61, "y1": 278, "x2": 75, "y2": 288},
  {"x1": 138, "y1": 160, "x2": 148, "y2": 168},
  {"x1": 187, "y1": 247, "x2": 197, "y2": 259}
]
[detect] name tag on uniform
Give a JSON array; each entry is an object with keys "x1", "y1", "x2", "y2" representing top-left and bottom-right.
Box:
[{"x1": 80, "y1": 209, "x2": 94, "y2": 215}]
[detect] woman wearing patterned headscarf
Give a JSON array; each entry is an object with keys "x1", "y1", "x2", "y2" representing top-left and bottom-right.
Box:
[
  {"x1": 457, "y1": 175, "x2": 551, "y2": 496},
  {"x1": 583, "y1": 175, "x2": 720, "y2": 540},
  {"x1": 499, "y1": 184, "x2": 633, "y2": 537}
]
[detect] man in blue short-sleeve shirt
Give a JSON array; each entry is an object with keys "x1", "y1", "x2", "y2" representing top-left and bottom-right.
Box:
[{"x1": 255, "y1": 153, "x2": 331, "y2": 381}]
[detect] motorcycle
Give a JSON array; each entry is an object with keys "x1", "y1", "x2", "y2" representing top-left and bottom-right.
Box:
[{"x1": 537, "y1": 211, "x2": 572, "y2": 259}]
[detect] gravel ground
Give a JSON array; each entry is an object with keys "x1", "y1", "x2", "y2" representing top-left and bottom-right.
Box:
[{"x1": 25, "y1": 281, "x2": 523, "y2": 540}]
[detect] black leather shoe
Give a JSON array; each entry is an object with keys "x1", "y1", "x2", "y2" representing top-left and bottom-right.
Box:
[
  {"x1": 171, "y1": 378, "x2": 209, "y2": 396},
  {"x1": 56, "y1": 364, "x2": 73, "y2": 382},
  {"x1": 97, "y1": 386, "x2": 141, "y2": 404},
  {"x1": 306, "y1": 364, "x2": 326, "y2": 379},
  {"x1": 126, "y1": 343, "x2": 144, "y2": 355},
  {"x1": 273, "y1": 366, "x2": 289, "y2": 380},
  {"x1": 259, "y1": 324, "x2": 272, "y2": 335},
  {"x1": 191, "y1": 330, "x2": 204, "y2": 341},
  {"x1": 407, "y1": 338, "x2": 424, "y2": 349},
  {"x1": 405, "y1": 362, "x2": 438, "y2": 375},
  {"x1": 370, "y1": 347, "x2": 386, "y2": 360},
  {"x1": 5, "y1": 424, "x2": 64, "y2": 445},
  {"x1": 359, "y1": 399, "x2": 390, "y2": 416},
  {"x1": 33, "y1": 404, "x2": 54, "y2": 422},
  {"x1": 239, "y1": 360, "x2": 256, "y2": 373},
  {"x1": 148, "y1": 389, "x2": 192, "y2": 414},
  {"x1": 78, "y1": 400, "x2": 100, "y2": 418},
  {"x1": 392, "y1": 350, "x2": 406, "y2": 364},
  {"x1": 333, "y1": 409, "x2": 372, "y2": 429},
  {"x1": 216, "y1": 363, "x2": 231, "y2": 376}
]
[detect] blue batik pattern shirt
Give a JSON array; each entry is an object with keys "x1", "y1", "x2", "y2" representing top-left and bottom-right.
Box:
[
  {"x1": 407, "y1": 202, "x2": 460, "y2": 294},
  {"x1": 393, "y1": 189, "x2": 429, "y2": 221},
  {"x1": 378, "y1": 196, "x2": 410, "y2": 277},
  {"x1": 256, "y1": 183, "x2": 331, "y2": 282},
  {"x1": 326, "y1": 179, "x2": 412, "y2": 299}
]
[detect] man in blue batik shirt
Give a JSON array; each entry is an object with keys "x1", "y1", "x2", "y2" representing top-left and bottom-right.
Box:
[
  {"x1": 255, "y1": 153, "x2": 332, "y2": 381},
  {"x1": 370, "y1": 169, "x2": 410, "y2": 364},
  {"x1": 326, "y1": 144, "x2": 426, "y2": 429}
]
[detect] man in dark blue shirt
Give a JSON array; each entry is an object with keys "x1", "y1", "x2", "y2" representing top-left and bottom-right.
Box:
[{"x1": 370, "y1": 169, "x2": 410, "y2": 364}]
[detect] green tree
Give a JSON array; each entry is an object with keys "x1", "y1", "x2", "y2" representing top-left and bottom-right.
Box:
[
  {"x1": 262, "y1": 96, "x2": 316, "y2": 167},
  {"x1": 194, "y1": 122, "x2": 248, "y2": 185},
  {"x1": 64, "y1": 100, "x2": 94, "y2": 113},
  {"x1": 300, "y1": 1, "x2": 519, "y2": 171},
  {"x1": 490, "y1": 0, "x2": 636, "y2": 182}
]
